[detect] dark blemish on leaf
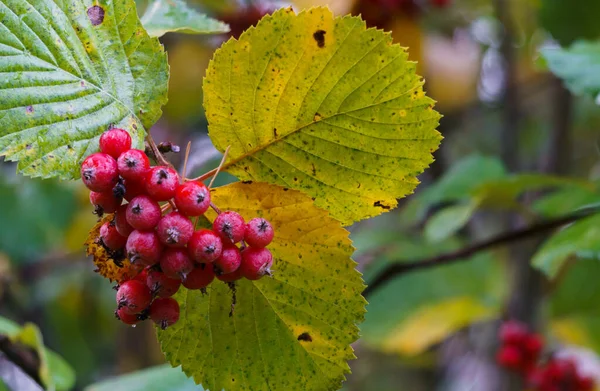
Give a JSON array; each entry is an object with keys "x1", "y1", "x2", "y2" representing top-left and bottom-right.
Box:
[
  {"x1": 48, "y1": 155, "x2": 55, "y2": 159},
  {"x1": 26, "y1": 144, "x2": 32, "y2": 150},
  {"x1": 311, "y1": 197, "x2": 316, "y2": 201},
  {"x1": 132, "y1": 124, "x2": 137, "y2": 130},
  {"x1": 293, "y1": 177, "x2": 298, "y2": 182},
  {"x1": 357, "y1": 183, "x2": 361, "y2": 188},
  {"x1": 374, "y1": 201, "x2": 391, "y2": 209},
  {"x1": 26, "y1": 105, "x2": 33, "y2": 114},
  {"x1": 283, "y1": 188, "x2": 288, "y2": 191},
  {"x1": 273, "y1": 128, "x2": 278, "y2": 137},
  {"x1": 87, "y1": 5, "x2": 105, "y2": 26},
  {"x1": 297, "y1": 332, "x2": 313, "y2": 342},
  {"x1": 313, "y1": 112, "x2": 322, "y2": 121},
  {"x1": 313, "y1": 30, "x2": 326, "y2": 48},
  {"x1": 80, "y1": 81, "x2": 85, "y2": 87},
  {"x1": 242, "y1": 180, "x2": 253, "y2": 184},
  {"x1": 67, "y1": 145, "x2": 72, "y2": 150},
  {"x1": 311, "y1": 163, "x2": 316, "y2": 176},
  {"x1": 244, "y1": 166, "x2": 249, "y2": 171}
]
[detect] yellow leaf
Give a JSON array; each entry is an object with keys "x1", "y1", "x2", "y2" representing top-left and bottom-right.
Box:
[
  {"x1": 204, "y1": 7, "x2": 442, "y2": 225},
  {"x1": 551, "y1": 317, "x2": 594, "y2": 347}
]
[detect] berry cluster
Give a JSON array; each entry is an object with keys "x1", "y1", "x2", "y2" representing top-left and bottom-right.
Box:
[
  {"x1": 496, "y1": 320, "x2": 595, "y2": 391},
  {"x1": 81, "y1": 128, "x2": 275, "y2": 329}
]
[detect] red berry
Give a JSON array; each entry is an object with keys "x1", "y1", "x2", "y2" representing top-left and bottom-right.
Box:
[
  {"x1": 117, "y1": 149, "x2": 150, "y2": 181},
  {"x1": 115, "y1": 204, "x2": 134, "y2": 236},
  {"x1": 174, "y1": 181, "x2": 211, "y2": 216},
  {"x1": 126, "y1": 230, "x2": 163, "y2": 266},
  {"x1": 100, "y1": 221, "x2": 127, "y2": 250},
  {"x1": 89, "y1": 190, "x2": 122, "y2": 215},
  {"x1": 183, "y1": 264, "x2": 215, "y2": 290},
  {"x1": 160, "y1": 248, "x2": 195, "y2": 280},
  {"x1": 116, "y1": 280, "x2": 152, "y2": 315},
  {"x1": 80, "y1": 153, "x2": 119, "y2": 192},
  {"x1": 188, "y1": 229, "x2": 223, "y2": 263},
  {"x1": 213, "y1": 211, "x2": 245, "y2": 244},
  {"x1": 146, "y1": 166, "x2": 179, "y2": 201},
  {"x1": 126, "y1": 195, "x2": 161, "y2": 231},
  {"x1": 499, "y1": 320, "x2": 528, "y2": 345},
  {"x1": 149, "y1": 297, "x2": 180, "y2": 329},
  {"x1": 240, "y1": 247, "x2": 273, "y2": 280},
  {"x1": 123, "y1": 178, "x2": 148, "y2": 202},
  {"x1": 99, "y1": 128, "x2": 132, "y2": 159},
  {"x1": 157, "y1": 212, "x2": 194, "y2": 247},
  {"x1": 216, "y1": 267, "x2": 243, "y2": 283},
  {"x1": 146, "y1": 270, "x2": 181, "y2": 298},
  {"x1": 496, "y1": 345, "x2": 524, "y2": 370},
  {"x1": 214, "y1": 244, "x2": 242, "y2": 275},
  {"x1": 244, "y1": 218, "x2": 274, "y2": 248},
  {"x1": 115, "y1": 307, "x2": 140, "y2": 326},
  {"x1": 578, "y1": 375, "x2": 595, "y2": 391},
  {"x1": 431, "y1": 0, "x2": 450, "y2": 7},
  {"x1": 524, "y1": 334, "x2": 544, "y2": 359},
  {"x1": 132, "y1": 268, "x2": 148, "y2": 283}
]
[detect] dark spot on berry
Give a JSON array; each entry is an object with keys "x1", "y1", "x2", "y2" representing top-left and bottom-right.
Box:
[
  {"x1": 87, "y1": 5, "x2": 105, "y2": 26},
  {"x1": 373, "y1": 201, "x2": 391, "y2": 209},
  {"x1": 82, "y1": 168, "x2": 93, "y2": 181},
  {"x1": 125, "y1": 157, "x2": 136, "y2": 167},
  {"x1": 313, "y1": 30, "x2": 326, "y2": 48},
  {"x1": 156, "y1": 169, "x2": 168, "y2": 184},
  {"x1": 297, "y1": 332, "x2": 312, "y2": 342},
  {"x1": 132, "y1": 204, "x2": 142, "y2": 214},
  {"x1": 196, "y1": 193, "x2": 205, "y2": 203},
  {"x1": 204, "y1": 245, "x2": 215, "y2": 254},
  {"x1": 113, "y1": 181, "x2": 126, "y2": 198}
]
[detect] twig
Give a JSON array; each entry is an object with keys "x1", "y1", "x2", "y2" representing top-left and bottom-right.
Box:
[
  {"x1": 0, "y1": 335, "x2": 43, "y2": 387},
  {"x1": 145, "y1": 134, "x2": 172, "y2": 168},
  {"x1": 187, "y1": 146, "x2": 231, "y2": 184},
  {"x1": 210, "y1": 202, "x2": 222, "y2": 215},
  {"x1": 181, "y1": 142, "x2": 192, "y2": 180},
  {"x1": 208, "y1": 146, "x2": 231, "y2": 188},
  {"x1": 363, "y1": 206, "x2": 600, "y2": 298}
]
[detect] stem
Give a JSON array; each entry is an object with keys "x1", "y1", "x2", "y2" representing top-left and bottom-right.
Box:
[
  {"x1": 145, "y1": 134, "x2": 172, "y2": 168},
  {"x1": 0, "y1": 335, "x2": 44, "y2": 387},
  {"x1": 210, "y1": 202, "x2": 222, "y2": 215},
  {"x1": 363, "y1": 206, "x2": 600, "y2": 298},
  {"x1": 188, "y1": 146, "x2": 231, "y2": 185},
  {"x1": 181, "y1": 141, "x2": 192, "y2": 180}
]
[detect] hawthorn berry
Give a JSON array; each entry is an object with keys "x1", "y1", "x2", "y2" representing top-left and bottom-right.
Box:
[
  {"x1": 240, "y1": 247, "x2": 273, "y2": 280},
  {"x1": 156, "y1": 212, "x2": 194, "y2": 247},
  {"x1": 146, "y1": 166, "x2": 179, "y2": 201},
  {"x1": 496, "y1": 345, "x2": 524, "y2": 370},
  {"x1": 149, "y1": 297, "x2": 180, "y2": 329},
  {"x1": 126, "y1": 195, "x2": 161, "y2": 231},
  {"x1": 244, "y1": 218, "x2": 274, "y2": 248},
  {"x1": 123, "y1": 178, "x2": 148, "y2": 202},
  {"x1": 499, "y1": 320, "x2": 528, "y2": 345},
  {"x1": 214, "y1": 245, "x2": 242, "y2": 275},
  {"x1": 115, "y1": 204, "x2": 134, "y2": 237},
  {"x1": 80, "y1": 153, "x2": 119, "y2": 192},
  {"x1": 99, "y1": 222, "x2": 127, "y2": 251},
  {"x1": 213, "y1": 211, "x2": 245, "y2": 244},
  {"x1": 126, "y1": 230, "x2": 163, "y2": 266},
  {"x1": 174, "y1": 181, "x2": 211, "y2": 216},
  {"x1": 216, "y1": 267, "x2": 243, "y2": 283},
  {"x1": 116, "y1": 280, "x2": 152, "y2": 315},
  {"x1": 183, "y1": 264, "x2": 215, "y2": 290},
  {"x1": 523, "y1": 334, "x2": 544, "y2": 359},
  {"x1": 115, "y1": 307, "x2": 140, "y2": 326},
  {"x1": 89, "y1": 190, "x2": 122, "y2": 215},
  {"x1": 188, "y1": 229, "x2": 223, "y2": 263},
  {"x1": 146, "y1": 270, "x2": 181, "y2": 298},
  {"x1": 430, "y1": 0, "x2": 451, "y2": 7},
  {"x1": 117, "y1": 149, "x2": 150, "y2": 181},
  {"x1": 99, "y1": 128, "x2": 132, "y2": 159},
  {"x1": 160, "y1": 248, "x2": 195, "y2": 280}
]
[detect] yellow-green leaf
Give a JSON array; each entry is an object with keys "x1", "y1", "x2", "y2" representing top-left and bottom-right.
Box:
[
  {"x1": 157, "y1": 182, "x2": 366, "y2": 391},
  {"x1": 204, "y1": 7, "x2": 442, "y2": 225}
]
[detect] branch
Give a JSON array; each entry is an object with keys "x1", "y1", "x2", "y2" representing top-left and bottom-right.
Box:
[
  {"x1": 0, "y1": 335, "x2": 43, "y2": 387},
  {"x1": 363, "y1": 206, "x2": 600, "y2": 298},
  {"x1": 145, "y1": 134, "x2": 173, "y2": 168}
]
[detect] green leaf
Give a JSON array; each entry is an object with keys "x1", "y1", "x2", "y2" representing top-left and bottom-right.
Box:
[
  {"x1": 140, "y1": 0, "x2": 230, "y2": 37},
  {"x1": 158, "y1": 182, "x2": 365, "y2": 391},
  {"x1": 423, "y1": 203, "x2": 477, "y2": 243},
  {"x1": 533, "y1": 186, "x2": 600, "y2": 218},
  {"x1": 0, "y1": 0, "x2": 169, "y2": 179},
  {"x1": 539, "y1": 0, "x2": 600, "y2": 46},
  {"x1": 541, "y1": 41, "x2": 600, "y2": 102},
  {"x1": 85, "y1": 365, "x2": 200, "y2": 391},
  {"x1": 204, "y1": 7, "x2": 442, "y2": 225},
  {"x1": 532, "y1": 214, "x2": 600, "y2": 278},
  {"x1": 0, "y1": 316, "x2": 20, "y2": 335},
  {"x1": 47, "y1": 350, "x2": 76, "y2": 391}
]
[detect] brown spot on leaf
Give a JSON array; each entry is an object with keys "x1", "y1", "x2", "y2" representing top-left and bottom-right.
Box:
[
  {"x1": 311, "y1": 163, "x2": 316, "y2": 176},
  {"x1": 297, "y1": 332, "x2": 313, "y2": 342},
  {"x1": 374, "y1": 201, "x2": 391, "y2": 209},
  {"x1": 273, "y1": 128, "x2": 278, "y2": 137},
  {"x1": 241, "y1": 180, "x2": 253, "y2": 184},
  {"x1": 313, "y1": 30, "x2": 326, "y2": 48},
  {"x1": 87, "y1": 5, "x2": 105, "y2": 26},
  {"x1": 313, "y1": 112, "x2": 322, "y2": 122}
]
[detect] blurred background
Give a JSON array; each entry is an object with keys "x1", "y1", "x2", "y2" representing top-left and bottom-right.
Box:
[{"x1": 2, "y1": 0, "x2": 600, "y2": 390}]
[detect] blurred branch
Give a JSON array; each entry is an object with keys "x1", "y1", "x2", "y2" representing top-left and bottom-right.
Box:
[
  {"x1": 540, "y1": 77, "x2": 572, "y2": 175},
  {"x1": 0, "y1": 336, "x2": 43, "y2": 387},
  {"x1": 363, "y1": 206, "x2": 600, "y2": 298}
]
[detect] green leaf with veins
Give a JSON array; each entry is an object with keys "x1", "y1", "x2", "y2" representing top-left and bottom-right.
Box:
[{"x1": 0, "y1": 0, "x2": 168, "y2": 179}]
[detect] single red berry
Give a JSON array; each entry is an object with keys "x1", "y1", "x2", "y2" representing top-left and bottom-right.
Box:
[
  {"x1": 214, "y1": 244, "x2": 242, "y2": 275},
  {"x1": 160, "y1": 248, "x2": 195, "y2": 280},
  {"x1": 499, "y1": 320, "x2": 529, "y2": 345},
  {"x1": 117, "y1": 149, "x2": 150, "y2": 181},
  {"x1": 174, "y1": 181, "x2": 211, "y2": 216},
  {"x1": 213, "y1": 211, "x2": 245, "y2": 244},
  {"x1": 100, "y1": 221, "x2": 127, "y2": 251},
  {"x1": 149, "y1": 297, "x2": 180, "y2": 329},
  {"x1": 496, "y1": 345, "x2": 524, "y2": 370},
  {"x1": 216, "y1": 267, "x2": 243, "y2": 283},
  {"x1": 240, "y1": 247, "x2": 273, "y2": 280},
  {"x1": 523, "y1": 334, "x2": 544, "y2": 359},
  {"x1": 146, "y1": 166, "x2": 179, "y2": 201},
  {"x1": 132, "y1": 268, "x2": 148, "y2": 283},
  {"x1": 244, "y1": 218, "x2": 274, "y2": 248},
  {"x1": 188, "y1": 229, "x2": 223, "y2": 263},
  {"x1": 126, "y1": 195, "x2": 161, "y2": 231},
  {"x1": 80, "y1": 153, "x2": 119, "y2": 192},
  {"x1": 157, "y1": 212, "x2": 194, "y2": 247},
  {"x1": 577, "y1": 375, "x2": 595, "y2": 391},
  {"x1": 90, "y1": 190, "x2": 122, "y2": 215},
  {"x1": 115, "y1": 204, "x2": 134, "y2": 237},
  {"x1": 431, "y1": 0, "x2": 451, "y2": 7},
  {"x1": 123, "y1": 178, "x2": 148, "y2": 202},
  {"x1": 100, "y1": 128, "x2": 132, "y2": 159},
  {"x1": 115, "y1": 307, "x2": 141, "y2": 326},
  {"x1": 183, "y1": 264, "x2": 215, "y2": 290},
  {"x1": 116, "y1": 280, "x2": 152, "y2": 315},
  {"x1": 126, "y1": 230, "x2": 163, "y2": 266},
  {"x1": 146, "y1": 270, "x2": 181, "y2": 298}
]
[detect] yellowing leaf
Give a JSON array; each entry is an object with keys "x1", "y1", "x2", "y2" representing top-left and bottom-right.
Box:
[
  {"x1": 158, "y1": 182, "x2": 366, "y2": 391},
  {"x1": 381, "y1": 297, "x2": 493, "y2": 356},
  {"x1": 85, "y1": 215, "x2": 138, "y2": 282},
  {"x1": 551, "y1": 317, "x2": 594, "y2": 348},
  {"x1": 204, "y1": 7, "x2": 441, "y2": 225}
]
